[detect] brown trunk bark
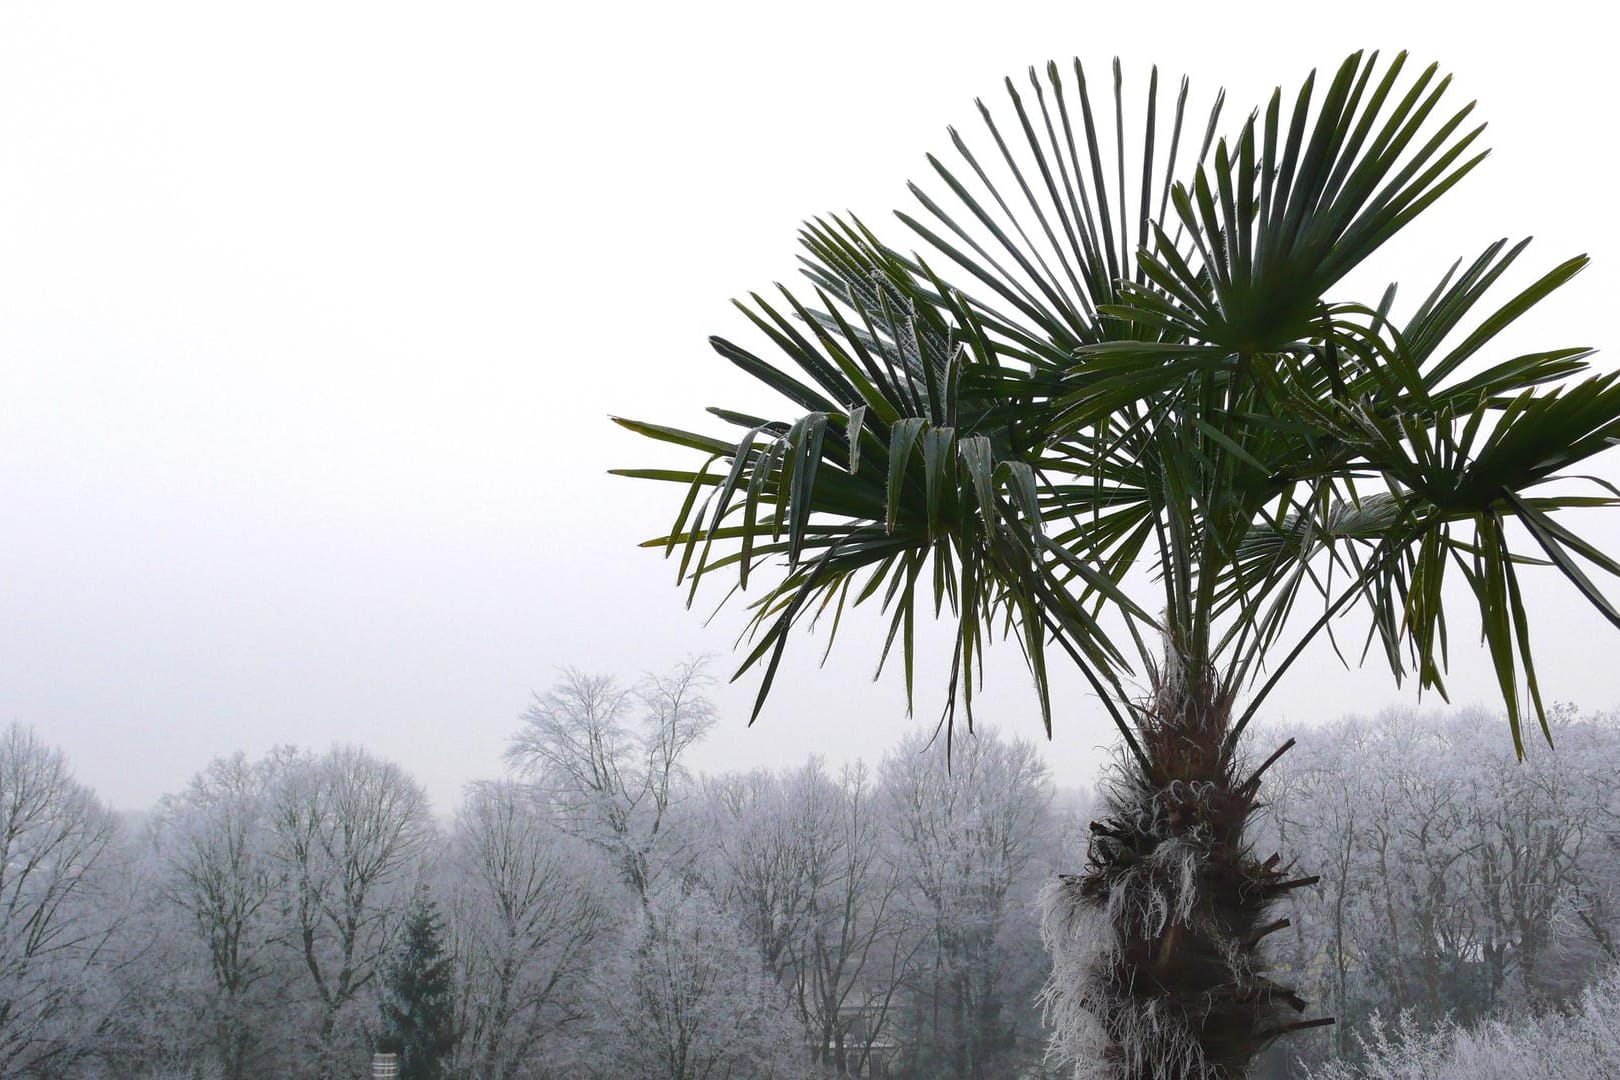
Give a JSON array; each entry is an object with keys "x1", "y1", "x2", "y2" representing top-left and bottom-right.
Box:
[{"x1": 1043, "y1": 663, "x2": 1329, "y2": 1079}]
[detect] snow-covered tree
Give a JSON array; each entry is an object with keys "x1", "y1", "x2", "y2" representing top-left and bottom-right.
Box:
[{"x1": 1304, "y1": 964, "x2": 1620, "y2": 1080}]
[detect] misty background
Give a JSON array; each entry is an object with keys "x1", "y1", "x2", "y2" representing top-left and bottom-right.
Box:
[{"x1": 2, "y1": 0, "x2": 1617, "y2": 815}]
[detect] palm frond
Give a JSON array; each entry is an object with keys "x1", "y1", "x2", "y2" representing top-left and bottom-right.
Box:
[{"x1": 616, "y1": 51, "x2": 1619, "y2": 763}]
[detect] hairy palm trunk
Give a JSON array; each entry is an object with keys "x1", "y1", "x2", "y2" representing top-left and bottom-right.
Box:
[{"x1": 1042, "y1": 663, "x2": 1325, "y2": 1079}]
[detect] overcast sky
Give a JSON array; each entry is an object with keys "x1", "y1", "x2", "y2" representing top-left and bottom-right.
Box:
[{"x1": 3, "y1": 0, "x2": 1617, "y2": 812}]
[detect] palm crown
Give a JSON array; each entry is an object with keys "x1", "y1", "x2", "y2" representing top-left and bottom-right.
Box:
[{"x1": 616, "y1": 50, "x2": 1618, "y2": 768}]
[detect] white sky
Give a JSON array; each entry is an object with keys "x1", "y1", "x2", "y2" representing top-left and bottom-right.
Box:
[{"x1": 2, "y1": 0, "x2": 1617, "y2": 812}]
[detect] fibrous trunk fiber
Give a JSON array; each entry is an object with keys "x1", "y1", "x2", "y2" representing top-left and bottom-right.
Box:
[{"x1": 1040, "y1": 666, "x2": 1325, "y2": 1079}]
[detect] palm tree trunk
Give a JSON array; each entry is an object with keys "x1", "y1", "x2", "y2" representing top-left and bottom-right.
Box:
[{"x1": 1041, "y1": 662, "x2": 1326, "y2": 1079}]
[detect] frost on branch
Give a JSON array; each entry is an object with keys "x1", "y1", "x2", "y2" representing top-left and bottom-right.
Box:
[{"x1": 580, "y1": 881, "x2": 810, "y2": 1080}]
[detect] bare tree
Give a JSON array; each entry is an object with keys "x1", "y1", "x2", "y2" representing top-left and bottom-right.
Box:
[
  {"x1": 447, "y1": 779, "x2": 607, "y2": 1080},
  {"x1": 267, "y1": 745, "x2": 434, "y2": 1079},
  {"x1": 153, "y1": 753, "x2": 281, "y2": 1080},
  {"x1": 882, "y1": 727, "x2": 1052, "y2": 1080},
  {"x1": 0, "y1": 724, "x2": 122, "y2": 1075},
  {"x1": 505, "y1": 660, "x2": 715, "y2": 899},
  {"x1": 581, "y1": 882, "x2": 809, "y2": 1080},
  {"x1": 705, "y1": 760, "x2": 911, "y2": 1075},
  {"x1": 1259, "y1": 706, "x2": 1620, "y2": 1074},
  {"x1": 1461, "y1": 705, "x2": 1617, "y2": 1009},
  {"x1": 702, "y1": 767, "x2": 823, "y2": 974},
  {"x1": 1263, "y1": 720, "x2": 1367, "y2": 1062}
]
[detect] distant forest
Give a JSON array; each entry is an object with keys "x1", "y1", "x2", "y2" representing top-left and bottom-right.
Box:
[{"x1": 5, "y1": 662, "x2": 1620, "y2": 1078}]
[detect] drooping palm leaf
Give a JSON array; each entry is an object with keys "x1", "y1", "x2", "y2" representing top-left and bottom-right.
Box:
[
  {"x1": 614, "y1": 235, "x2": 1157, "y2": 755},
  {"x1": 617, "y1": 50, "x2": 1620, "y2": 762}
]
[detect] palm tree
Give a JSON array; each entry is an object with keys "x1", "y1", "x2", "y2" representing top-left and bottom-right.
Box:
[{"x1": 613, "y1": 51, "x2": 1620, "y2": 1078}]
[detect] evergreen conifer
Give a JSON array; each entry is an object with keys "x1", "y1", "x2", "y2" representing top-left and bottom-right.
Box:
[{"x1": 377, "y1": 886, "x2": 457, "y2": 1079}]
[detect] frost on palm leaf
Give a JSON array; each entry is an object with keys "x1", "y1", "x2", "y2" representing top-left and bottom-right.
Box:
[{"x1": 616, "y1": 49, "x2": 1620, "y2": 1080}]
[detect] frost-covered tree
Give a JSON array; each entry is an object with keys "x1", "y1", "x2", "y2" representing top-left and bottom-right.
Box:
[
  {"x1": 1258, "y1": 706, "x2": 1620, "y2": 1074},
  {"x1": 882, "y1": 727, "x2": 1053, "y2": 1079},
  {"x1": 1463, "y1": 706, "x2": 1619, "y2": 1009},
  {"x1": 506, "y1": 661, "x2": 715, "y2": 899},
  {"x1": 703, "y1": 760, "x2": 911, "y2": 1073},
  {"x1": 152, "y1": 753, "x2": 283, "y2": 1079},
  {"x1": 1303, "y1": 964, "x2": 1620, "y2": 1080},
  {"x1": 446, "y1": 780, "x2": 607, "y2": 1080},
  {"x1": 702, "y1": 768, "x2": 817, "y2": 974},
  {"x1": 582, "y1": 882, "x2": 809, "y2": 1080},
  {"x1": 0, "y1": 724, "x2": 123, "y2": 1075},
  {"x1": 267, "y1": 745, "x2": 433, "y2": 1078},
  {"x1": 786, "y1": 761, "x2": 913, "y2": 1075}
]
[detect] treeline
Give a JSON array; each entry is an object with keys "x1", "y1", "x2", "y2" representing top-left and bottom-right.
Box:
[
  {"x1": 0, "y1": 662, "x2": 1072, "y2": 1079},
  {"x1": 5, "y1": 670, "x2": 1620, "y2": 1079},
  {"x1": 1255, "y1": 704, "x2": 1620, "y2": 1076}
]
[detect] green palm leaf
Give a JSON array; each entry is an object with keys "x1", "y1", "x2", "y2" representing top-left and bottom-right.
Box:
[{"x1": 617, "y1": 50, "x2": 1619, "y2": 763}]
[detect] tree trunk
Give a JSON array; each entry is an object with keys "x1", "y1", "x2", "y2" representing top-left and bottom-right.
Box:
[{"x1": 1041, "y1": 663, "x2": 1327, "y2": 1079}]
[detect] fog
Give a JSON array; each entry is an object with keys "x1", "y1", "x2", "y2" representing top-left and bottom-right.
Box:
[{"x1": 2, "y1": 1, "x2": 1615, "y2": 817}]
